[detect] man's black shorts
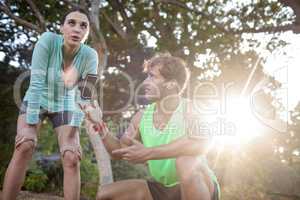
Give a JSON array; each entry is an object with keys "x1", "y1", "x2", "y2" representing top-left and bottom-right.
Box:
[{"x1": 147, "y1": 180, "x2": 220, "y2": 200}]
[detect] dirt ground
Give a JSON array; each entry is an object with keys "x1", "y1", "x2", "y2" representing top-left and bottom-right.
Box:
[{"x1": 0, "y1": 191, "x2": 63, "y2": 200}]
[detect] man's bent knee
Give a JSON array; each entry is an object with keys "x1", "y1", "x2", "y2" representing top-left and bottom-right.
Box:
[
  {"x1": 97, "y1": 185, "x2": 114, "y2": 200},
  {"x1": 176, "y1": 156, "x2": 197, "y2": 171},
  {"x1": 176, "y1": 156, "x2": 214, "y2": 195},
  {"x1": 97, "y1": 192, "x2": 110, "y2": 200},
  {"x1": 176, "y1": 156, "x2": 203, "y2": 181}
]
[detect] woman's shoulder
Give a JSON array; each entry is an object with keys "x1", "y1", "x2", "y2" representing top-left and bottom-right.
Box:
[
  {"x1": 38, "y1": 31, "x2": 60, "y2": 44},
  {"x1": 81, "y1": 44, "x2": 98, "y2": 58}
]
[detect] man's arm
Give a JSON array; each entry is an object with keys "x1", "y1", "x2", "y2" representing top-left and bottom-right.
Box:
[
  {"x1": 112, "y1": 101, "x2": 211, "y2": 163},
  {"x1": 148, "y1": 100, "x2": 211, "y2": 159},
  {"x1": 119, "y1": 110, "x2": 143, "y2": 147},
  {"x1": 112, "y1": 136, "x2": 210, "y2": 163},
  {"x1": 84, "y1": 109, "x2": 143, "y2": 160},
  {"x1": 148, "y1": 136, "x2": 210, "y2": 160}
]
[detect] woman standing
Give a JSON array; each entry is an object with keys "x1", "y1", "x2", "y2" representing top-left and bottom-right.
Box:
[{"x1": 2, "y1": 8, "x2": 98, "y2": 200}]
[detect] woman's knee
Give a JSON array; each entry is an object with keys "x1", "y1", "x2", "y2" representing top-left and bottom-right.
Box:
[
  {"x1": 15, "y1": 140, "x2": 35, "y2": 157},
  {"x1": 15, "y1": 117, "x2": 38, "y2": 157},
  {"x1": 62, "y1": 150, "x2": 80, "y2": 168}
]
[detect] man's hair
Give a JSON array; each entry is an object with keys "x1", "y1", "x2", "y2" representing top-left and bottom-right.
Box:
[
  {"x1": 61, "y1": 7, "x2": 90, "y2": 24},
  {"x1": 143, "y1": 53, "x2": 190, "y2": 94}
]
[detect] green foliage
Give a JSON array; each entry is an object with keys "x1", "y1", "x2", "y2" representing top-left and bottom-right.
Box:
[
  {"x1": 37, "y1": 121, "x2": 59, "y2": 155},
  {"x1": 80, "y1": 158, "x2": 99, "y2": 198},
  {"x1": 0, "y1": 63, "x2": 26, "y2": 188},
  {"x1": 98, "y1": 119, "x2": 151, "y2": 181},
  {"x1": 24, "y1": 162, "x2": 48, "y2": 192},
  {"x1": 79, "y1": 128, "x2": 99, "y2": 198},
  {"x1": 80, "y1": 150, "x2": 98, "y2": 183},
  {"x1": 0, "y1": 144, "x2": 12, "y2": 187},
  {"x1": 112, "y1": 160, "x2": 150, "y2": 181},
  {"x1": 28, "y1": 123, "x2": 100, "y2": 198}
]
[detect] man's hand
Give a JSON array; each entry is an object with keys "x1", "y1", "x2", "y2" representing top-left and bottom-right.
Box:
[{"x1": 112, "y1": 137, "x2": 151, "y2": 164}]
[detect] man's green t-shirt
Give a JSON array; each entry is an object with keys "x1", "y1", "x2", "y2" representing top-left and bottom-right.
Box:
[{"x1": 139, "y1": 98, "x2": 218, "y2": 188}]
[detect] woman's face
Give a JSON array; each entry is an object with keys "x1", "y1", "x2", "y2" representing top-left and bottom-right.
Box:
[{"x1": 61, "y1": 11, "x2": 90, "y2": 49}]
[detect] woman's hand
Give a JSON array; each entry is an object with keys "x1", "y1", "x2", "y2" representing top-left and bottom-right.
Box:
[
  {"x1": 84, "y1": 118, "x2": 108, "y2": 137},
  {"x1": 80, "y1": 101, "x2": 109, "y2": 137},
  {"x1": 84, "y1": 118, "x2": 99, "y2": 134},
  {"x1": 79, "y1": 100, "x2": 103, "y2": 124}
]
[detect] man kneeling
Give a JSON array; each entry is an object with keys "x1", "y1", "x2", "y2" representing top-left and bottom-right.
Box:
[{"x1": 82, "y1": 53, "x2": 220, "y2": 200}]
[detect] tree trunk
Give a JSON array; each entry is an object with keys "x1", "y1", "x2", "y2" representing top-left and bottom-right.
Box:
[
  {"x1": 86, "y1": 131, "x2": 113, "y2": 187},
  {"x1": 88, "y1": 0, "x2": 114, "y2": 189}
]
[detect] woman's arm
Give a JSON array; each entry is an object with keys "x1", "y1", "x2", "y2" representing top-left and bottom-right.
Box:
[
  {"x1": 71, "y1": 47, "x2": 98, "y2": 126},
  {"x1": 26, "y1": 32, "x2": 53, "y2": 125}
]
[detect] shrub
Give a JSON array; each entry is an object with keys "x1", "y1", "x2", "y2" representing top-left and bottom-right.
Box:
[{"x1": 24, "y1": 163, "x2": 48, "y2": 192}]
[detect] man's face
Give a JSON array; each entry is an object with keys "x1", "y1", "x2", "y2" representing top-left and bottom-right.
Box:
[{"x1": 142, "y1": 64, "x2": 167, "y2": 102}]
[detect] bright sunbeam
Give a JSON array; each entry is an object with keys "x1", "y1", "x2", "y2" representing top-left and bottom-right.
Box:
[{"x1": 214, "y1": 97, "x2": 263, "y2": 148}]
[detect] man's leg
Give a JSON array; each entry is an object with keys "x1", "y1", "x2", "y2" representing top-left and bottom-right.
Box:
[
  {"x1": 97, "y1": 179, "x2": 153, "y2": 200},
  {"x1": 176, "y1": 156, "x2": 214, "y2": 200},
  {"x1": 55, "y1": 125, "x2": 81, "y2": 200},
  {"x1": 2, "y1": 114, "x2": 39, "y2": 200}
]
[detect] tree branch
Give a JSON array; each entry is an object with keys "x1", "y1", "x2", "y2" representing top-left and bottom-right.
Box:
[
  {"x1": 239, "y1": 0, "x2": 300, "y2": 34},
  {"x1": 151, "y1": 0, "x2": 171, "y2": 40},
  {"x1": 109, "y1": 0, "x2": 134, "y2": 34},
  {"x1": 79, "y1": 0, "x2": 88, "y2": 9},
  {"x1": 279, "y1": 0, "x2": 300, "y2": 33},
  {"x1": 157, "y1": 0, "x2": 229, "y2": 33},
  {"x1": 0, "y1": 2, "x2": 42, "y2": 32},
  {"x1": 62, "y1": 0, "x2": 85, "y2": 9},
  {"x1": 100, "y1": 10, "x2": 127, "y2": 40},
  {"x1": 90, "y1": 0, "x2": 100, "y2": 32},
  {"x1": 234, "y1": 24, "x2": 300, "y2": 34},
  {"x1": 280, "y1": 0, "x2": 300, "y2": 21},
  {"x1": 90, "y1": 0, "x2": 108, "y2": 72},
  {"x1": 25, "y1": 0, "x2": 46, "y2": 31},
  {"x1": 158, "y1": 0, "x2": 300, "y2": 34}
]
